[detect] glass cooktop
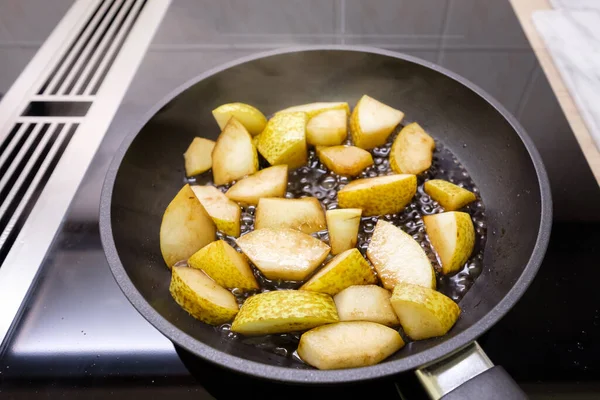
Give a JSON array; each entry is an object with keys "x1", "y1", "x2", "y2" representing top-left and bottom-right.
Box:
[{"x1": 1, "y1": 1, "x2": 600, "y2": 399}]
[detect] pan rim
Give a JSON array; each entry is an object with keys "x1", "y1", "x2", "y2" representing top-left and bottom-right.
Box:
[{"x1": 99, "y1": 45, "x2": 552, "y2": 384}]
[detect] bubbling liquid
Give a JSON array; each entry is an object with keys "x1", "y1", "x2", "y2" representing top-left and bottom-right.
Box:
[{"x1": 186, "y1": 128, "x2": 487, "y2": 361}]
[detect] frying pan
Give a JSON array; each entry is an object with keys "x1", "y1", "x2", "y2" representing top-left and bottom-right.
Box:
[{"x1": 99, "y1": 46, "x2": 552, "y2": 399}]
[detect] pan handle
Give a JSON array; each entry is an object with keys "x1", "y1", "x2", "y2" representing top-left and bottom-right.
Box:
[{"x1": 415, "y1": 341, "x2": 528, "y2": 400}]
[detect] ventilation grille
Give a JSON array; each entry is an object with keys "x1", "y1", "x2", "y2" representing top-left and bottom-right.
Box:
[
  {"x1": 0, "y1": 121, "x2": 78, "y2": 261},
  {"x1": 0, "y1": 0, "x2": 170, "y2": 350},
  {"x1": 38, "y1": 0, "x2": 148, "y2": 97},
  {"x1": 0, "y1": 0, "x2": 148, "y2": 265}
]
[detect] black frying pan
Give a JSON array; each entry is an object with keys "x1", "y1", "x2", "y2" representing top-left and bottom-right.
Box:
[{"x1": 99, "y1": 47, "x2": 551, "y2": 399}]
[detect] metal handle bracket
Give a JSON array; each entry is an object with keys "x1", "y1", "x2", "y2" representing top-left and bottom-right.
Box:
[{"x1": 415, "y1": 341, "x2": 494, "y2": 400}]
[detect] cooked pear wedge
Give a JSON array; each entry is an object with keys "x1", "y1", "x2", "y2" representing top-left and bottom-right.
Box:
[
  {"x1": 236, "y1": 228, "x2": 330, "y2": 281},
  {"x1": 318, "y1": 145, "x2": 374, "y2": 177},
  {"x1": 257, "y1": 112, "x2": 308, "y2": 169},
  {"x1": 350, "y1": 95, "x2": 404, "y2": 149},
  {"x1": 252, "y1": 133, "x2": 261, "y2": 148},
  {"x1": 160, "y1": 184, "x2": 216, "y2": 268},
  {"x1": 212, "y1": 117, "x2": 258, "y2": 185},
  {"x1": 337, "y1": 174, "x2": 417, "y2": 216},
  {"x1": 231, "y1": 290, "x2": 338, "y2": 335},
  {"x1": 190, "y1": 185, "x2": 241, "y2": 237},
  {"x1": 183, "y1": 137, "x2": 215, "y2": 176},
  {"x1": 366, "y1": 220, "x2": 435, "y2": 290},
  {"x1": 306, "y1": 109, "x2": 348, "y2": 146},
  {"x1": 170, "y1": 266, "x2": 239, "y2": 325},
  {"x1": 314, "y1": 145, "x2": 327, "y2": 157},
  {"x1": 389, "y1": 122, "x2": 435, "y2": 175},
  {"x1": 225, "y1": 165, "x2": 288, "y2": 206},
  {"x1": 334, "y1": 285, "x2": 400, "y2": 327},
  {"x1": 423, "y1": 211, "x2": 475, "y2": 275},
  {"x1": 298, "y1": 321, "x2": 404, "y2": 370},
  {"x1": 188, "y1": 240, "x2": 258, "y2": 291},
  {"x1": 390, "y1": 282, "x2": 460, "y2": 340},
  {"x1": 255, "y1": 197, "x2": 326, "y2": 234},
  {"x1": 326, "y1": 208, "x2": 362, "y2": 255},
  {"x1": 276, "y1": 101, "x2": 350, "y2": 119},
  {"x1": 424, "y1": 179, "x2": 477, "y2": 211},
  {"x1": 300, "y1": 249, "x2": 377, "y2": 295},
  {"x1": 212, "y1": 102, "x2": 267, "y2": 136}
]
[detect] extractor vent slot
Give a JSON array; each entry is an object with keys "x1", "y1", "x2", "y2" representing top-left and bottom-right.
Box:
[
  {"x1": 0, "y1": 123, "x2": 78, "y2": 263},
  {"x1": 21, "y1": 101, "x2": 92, "y2": 117},
  {"x1": 37, "y1": 0, "x2": 148, "y2": 97},
  {"x1": 0, "y1": 124, "x2": 23, "y2": 157}
]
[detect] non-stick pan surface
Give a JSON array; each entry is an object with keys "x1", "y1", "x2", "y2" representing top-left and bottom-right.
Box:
[{"x1": 99, "y1": 46, "x2": 551, "y2": 384}]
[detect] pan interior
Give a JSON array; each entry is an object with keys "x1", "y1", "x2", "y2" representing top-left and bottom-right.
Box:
[{"x1": 107, "y1": 50, "x2": 543, "y2": 374}]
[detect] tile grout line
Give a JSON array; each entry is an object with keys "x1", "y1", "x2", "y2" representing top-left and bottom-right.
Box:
[
  {"x1": 147, "y1": 43, "x2": 535, "y2": 52},
  {"x1": 340, "y1": 0, "x2": 346, "y2": 44},
  {"x1": 0, "y1": 41, "x2": 44, "y2": 49},
  {"x1": 515, "y1": 63, "x2": 541, "y2": 121},
  {"x1": 436, "y1": 0, "x2": 452, "y2": 65}
]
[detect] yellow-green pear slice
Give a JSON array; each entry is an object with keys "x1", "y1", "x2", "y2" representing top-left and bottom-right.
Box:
[
  {"x1": 366, "y1": 220, "x2": 435, "y2": 290},
  {"x1": 390, "y1": 282, "x2": 460, "y2": 340},
  {"x1": 169, "y1": 266, "x2": 239, "y2": 325},
  {"x1": 424, "y1": 180, "x2": 477, "y2": 211},
  {"x1": 236, "y1": 228, "x2": 330, "y2": 281},
  {"x1": 212, "y1": 117, "x2": 258, "y2": 185},
  {"x1": 188, "y1": 240, "x2": 258, "y2": 291},
  {"x1": 225, "y1": 165, "x2": 288, "y2": 206},
  {"x1": 257, "y1": 112, "x2": 308, "y2": 169},
  {"x1": 160, "y1": 184, "x2": 216, "y2": 268},
  {"x1": 318, "y1": 145, "x2": 374, "y2": 177},
  {"x1": 212, "y1": 102, "x2": 267, "y2": 136},
  {"x1": 389, "y1": 122, "x2": 435, "y2": 175},
  {"x1": 183, "y1": 137, "x2": 215, "y2": 176},
  {"x1": 423, "y1": 211, "x2": 475, "y2": 275},
  {"x1": 337, "y1": 174, "x2": 417, "y2": 216},
  {"x1": 350, "y1": 95, "x2": 404, "y2": 149},
  {"x1": 190, "y1": 185, "x2": 241, "y2": 237},
  {"x1": 254, "y1": 197, "x2": 326, "y2": 234},
  {"x1": 298, "y1": 321, "x2": 404, "y2": 370},
  {"x1": 334, "y1": 285, "x2": 400, "y2": 327},
  {"x1": 306, "y1": 109, "x2": 348, "y2": 146},
  {"x1": 325, "y1": 208, "x2": 362, "y2": 255},
  {"x1": 231, "y1": 290, "x2": 338, "y2": 335},
  {"x1": 276, "y1": 102, "x2": 350, "y2": 119},
  {"x1": 300, "y1": 249, "x2": 377, "y2": 295}
]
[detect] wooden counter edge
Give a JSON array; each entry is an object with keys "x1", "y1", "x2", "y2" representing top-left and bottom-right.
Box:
[{"x1": 510, "y1": 0, "x2": 600, "y2": 184}]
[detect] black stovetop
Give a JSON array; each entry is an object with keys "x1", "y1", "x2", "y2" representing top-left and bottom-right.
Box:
[{"x1": 2, "y1": 1, "x2": 600, "y2": 399}]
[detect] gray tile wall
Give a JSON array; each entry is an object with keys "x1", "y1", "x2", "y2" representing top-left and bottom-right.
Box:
[
  {"x1": 153, "y1": 0, "x2": 339, "y2": 46},
  {"x1": 438, "y1": 51, "x2": 537, "y2": 113},
  {"x1": 0, "y1": 0, "x2": 73, "y2": 95},
  {"x1": 0, "y1": 0, "x2": 533, "y2": 106},
  {"x1": 146, "y1": 0, "x2": 533, "y2": 117},
  {"x1": 442, "y1": 0, "x2": 530, "y2": 48},
  {"x1": 0, "y1": 0, "x2": 73, "y2": 42},
  {"x1": 343, "y1": 0, "x2": 446, "y2": 48},
  {"x1": 0, "y1": 47, "x2": 37, "y2": 95}
]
